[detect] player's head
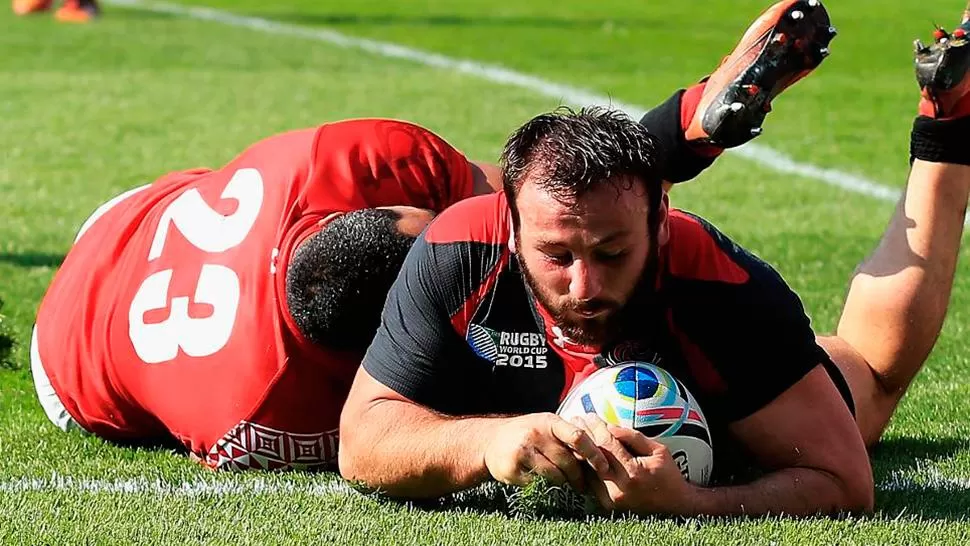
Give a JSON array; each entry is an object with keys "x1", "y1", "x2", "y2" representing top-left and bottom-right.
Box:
[
  {"x1": 285, "y1": 206, "x2": 434, "y2": 351},
  {"x1": 501, "y1": 106, "x2": 666, "y2": 346}
]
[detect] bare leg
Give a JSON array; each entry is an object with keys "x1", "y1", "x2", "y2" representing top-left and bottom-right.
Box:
[{"x1": 824, "y1": 160, "x2": 970, "y2": 447}]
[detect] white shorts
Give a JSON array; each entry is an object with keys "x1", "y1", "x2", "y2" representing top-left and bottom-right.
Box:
[{"x1": 30, "y1": 325, "x2": 87, "y2": 434}]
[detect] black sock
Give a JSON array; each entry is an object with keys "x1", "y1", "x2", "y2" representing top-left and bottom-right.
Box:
[
  {"x1": 910, "y1": 115, "x2": 970, "y2": 166},
  {"x1": 638, "y1": 89, "x2": 719, "y2": 183}
]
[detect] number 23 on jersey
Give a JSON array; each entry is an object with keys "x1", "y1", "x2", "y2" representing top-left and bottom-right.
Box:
[{"x1": 128, "y1": 168, "x2": 265, "y2": 365}]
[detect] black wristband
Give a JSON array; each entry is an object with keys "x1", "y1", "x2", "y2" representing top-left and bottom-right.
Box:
[
  {"x1": 638, "y1": 90, "x2": 718, "y2": 183},
  {"x1": 910, "y1": 115, "x2": 970, "y2": 166}
]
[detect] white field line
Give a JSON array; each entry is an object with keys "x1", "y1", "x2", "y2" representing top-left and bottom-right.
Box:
[
  {"x1": 0, "y1": 474, "x2": 353, "y2": 496},
  {"x1": 0, "y1": 471, "x2": 965, "y2": 496},
  {"x1": 103, "y1": 0, "x2": 904, "y2": 204},
  {"x1": 878, "y1": 467, "x2": 970, "y2": 493}
]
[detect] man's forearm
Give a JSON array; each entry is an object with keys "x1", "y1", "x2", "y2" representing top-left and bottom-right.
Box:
[
  {"x1": 339, "y1": 399, "x2": 504, "y2": 499},
  {"x1": 679, "y1": 466, "x2": 873, "y2": 517}
]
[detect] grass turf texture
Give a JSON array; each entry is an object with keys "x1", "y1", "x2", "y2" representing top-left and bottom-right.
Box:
[{"x1": 2, "y1": 0, "x2": 970, "y2": 543}]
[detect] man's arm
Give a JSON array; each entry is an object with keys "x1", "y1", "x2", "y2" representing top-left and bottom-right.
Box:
[
  {"x1": 339, "y1": 367, "x2": 609, "y2": 499},
  {"x1": 338, "y1": 367, "x2": 497, "y2": 498},
  {"x1": 691, "y1": 366, "x2": 874, "y2": 516},
  {"x1": 577, "y1": 366, "x2": 873, "y2": 516}
]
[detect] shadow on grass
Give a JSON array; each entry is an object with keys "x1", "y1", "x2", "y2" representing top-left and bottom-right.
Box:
[
  {"x1": 871, "y1": 436, "x2": 970, "y2": 521},
  {"x1": 872, "y1": 436, "x2": 968, "y2": 470},
  {"x1": 0, "y1": 251, "x2": 64, "y2": 269},
  {"x1": 356, "y1": 479, "x2": 598, "y2": 522},
  {"x1": 364, "y1": 437, "x2": 970, "y2": 522},
  {"x1": 0, "y1": 297, "x2": 14, "y2": 371},
  {"x1": 103, "y1": 435, "x2": 188, "y2": 456}
]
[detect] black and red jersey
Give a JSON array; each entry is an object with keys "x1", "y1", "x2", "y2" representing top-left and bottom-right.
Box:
[{"x1": 363, "y1": 191, "x2": 844, "y2": 440}]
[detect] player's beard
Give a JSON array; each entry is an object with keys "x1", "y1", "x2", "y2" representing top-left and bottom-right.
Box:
[{"x1": 518, "y1": 257, "x2": 623, "y2": 347}]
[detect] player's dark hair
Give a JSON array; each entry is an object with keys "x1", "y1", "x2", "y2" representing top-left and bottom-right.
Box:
[
  {"x1": 285, "y1": 208, "x2": 416, "y2": 351},
  {"x1": 500, "y1": 106, "x2": 666, "y2": 275}
]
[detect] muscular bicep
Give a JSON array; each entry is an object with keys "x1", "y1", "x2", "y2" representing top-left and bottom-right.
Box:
[
  {"x1": 343, "y1": 365, "x2": 414, "y2": 420},
  {"x1": 729, "y1": 366, "x2": 870, "y2": 482}
]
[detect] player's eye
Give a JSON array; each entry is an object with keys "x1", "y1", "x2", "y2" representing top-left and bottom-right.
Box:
[
  {"x1": 542, "y1": 250, "x2": 573, "y2": 266},
  {"x1": 594, "y1": 248, "x2": 628, "y2": 263}
]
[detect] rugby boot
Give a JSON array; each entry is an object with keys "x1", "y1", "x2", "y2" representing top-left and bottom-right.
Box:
[
  {"x1": 54, "y1": 0, "x2": 98, "y2": 22},
  {"x1": 915, "y1": 4, "x2": 970, "y2": 119},
  {"x1": 683, "y1": 0, "x2": 837, "y2": 148},
  {"x1": 12, "y1": 0, "x2": 51, "y2": 15}
]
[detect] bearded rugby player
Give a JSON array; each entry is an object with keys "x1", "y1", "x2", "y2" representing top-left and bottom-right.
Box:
[{"x1": 341, "y1": 0, "x2": 970, "y2": 517}]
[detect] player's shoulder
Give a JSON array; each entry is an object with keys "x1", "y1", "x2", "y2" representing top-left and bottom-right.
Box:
[
  {"x1": 663, "y1": 210, "x2": 813, "y2": 348},
  {"x1": 665, "y1": 209, "x2": 771, "y2": 285},
  {"x1": 423, "y1": 192, "x2": 510, "y2": 246},
  {"x1": 312, "y1": 118, "x2": 447, "y2": 148},
  {"x1": 403, "y1": 193, "x2": 511, "y2": 312}
]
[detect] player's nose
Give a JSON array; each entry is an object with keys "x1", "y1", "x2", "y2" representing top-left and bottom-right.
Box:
[{"x1": 567, "y1": 259, "x2": 603, "y2": 302}]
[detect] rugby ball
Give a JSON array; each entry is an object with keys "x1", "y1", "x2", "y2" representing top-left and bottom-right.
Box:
[{"x1": 557, "y1": 361, "x2": 713, "y2": 485}]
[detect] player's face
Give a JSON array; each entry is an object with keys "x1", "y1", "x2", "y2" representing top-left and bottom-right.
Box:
[{"x1": 514, "y1": 176, "x2": 651, "y2": 346}]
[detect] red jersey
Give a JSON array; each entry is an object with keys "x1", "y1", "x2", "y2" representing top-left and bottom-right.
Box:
[{"x1": 34, "y1": 119, "x2": 475, "y2": 470}]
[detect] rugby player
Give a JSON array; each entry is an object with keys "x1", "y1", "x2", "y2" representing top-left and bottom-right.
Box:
[
  {"x1": 339, "y1": 1, "x2": 970, "y2": 516},
  {"x1": 31, "y1": 118, "x2": 501, "y2": 470}
]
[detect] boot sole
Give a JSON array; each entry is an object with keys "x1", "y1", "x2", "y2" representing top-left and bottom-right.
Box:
[{"x1": 702, "y1": 0, "x2": 836, "y2": 147}]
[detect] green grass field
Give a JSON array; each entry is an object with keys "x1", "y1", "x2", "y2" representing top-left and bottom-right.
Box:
[{"x1": 3, "y1": 0, "x2": 970, "y2": 543}]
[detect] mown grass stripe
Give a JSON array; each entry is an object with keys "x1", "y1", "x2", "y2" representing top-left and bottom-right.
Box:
[{"x1": 103, "y1": 0, "x2": 904, "y2": 204}]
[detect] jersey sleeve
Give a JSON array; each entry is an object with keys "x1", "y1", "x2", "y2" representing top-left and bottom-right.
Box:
[
  {"x1": 361, "y1": 233, "x2": 466, "y2": 409},
  {"x1": 304, "y1": 119, "x2": 476, "y2": 214},
  {"x1": 667, "y1": 214, "x2": 829, "y2": 421}
]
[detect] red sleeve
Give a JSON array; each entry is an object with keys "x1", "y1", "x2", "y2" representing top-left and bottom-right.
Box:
[{"x1": 302, "y1": 118, "x2": 475, "y2": 214}]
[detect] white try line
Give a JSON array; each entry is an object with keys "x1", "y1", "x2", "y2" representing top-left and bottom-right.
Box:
[
  {"x1": 0, "y1": 473, "x2": 354, "y2": 496},
  {"x1": 0, "y1": 472, "x2": 965, "y2": 496},
  {"x1": 878, "y1": 465, "x2": 970, "y2": 493},
  {"x1": 103, "y1": 0, "x2": 903, "y2": 205}
]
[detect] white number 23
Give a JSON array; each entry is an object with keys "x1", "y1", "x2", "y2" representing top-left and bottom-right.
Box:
[{"x1": 128, "y1": 168, "x2": 264, "y2": 364}]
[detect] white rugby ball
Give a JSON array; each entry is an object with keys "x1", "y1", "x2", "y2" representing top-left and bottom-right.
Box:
[{"x1": 557, "y1": 361, "x2": 713, "y2": 485}]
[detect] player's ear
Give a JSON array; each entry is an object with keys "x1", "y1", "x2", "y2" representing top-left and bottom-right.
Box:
[{"x1": 657, "y1": 192, "x2": 671, "y2": 247}]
